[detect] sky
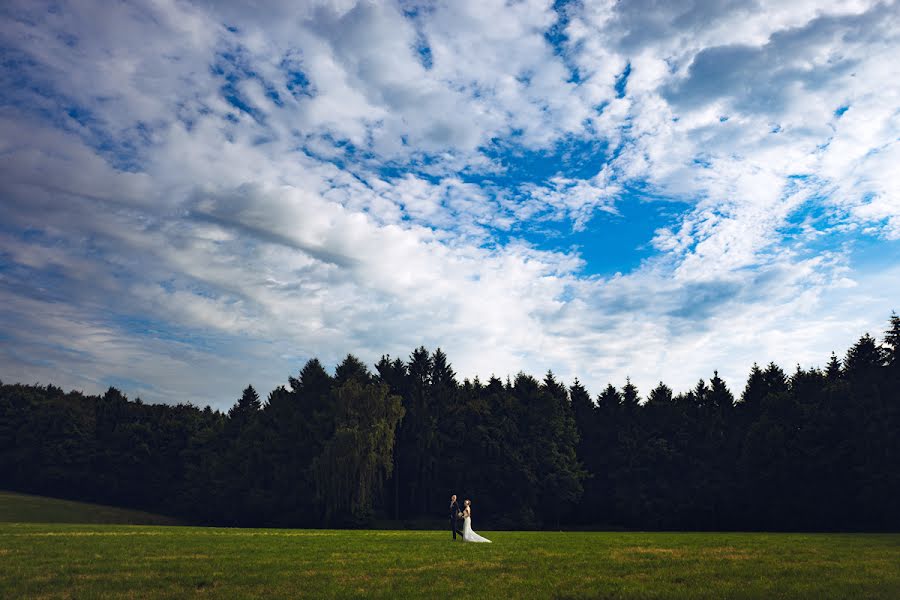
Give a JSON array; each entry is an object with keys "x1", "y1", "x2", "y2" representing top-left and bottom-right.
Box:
[{"x1": 1, "y1": 0, "x2": 899, "y2": 409}]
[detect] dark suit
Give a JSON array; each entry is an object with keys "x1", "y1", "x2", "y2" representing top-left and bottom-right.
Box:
[{"x1": 450, "y1": 500, "x2": 463, "y2": 540}]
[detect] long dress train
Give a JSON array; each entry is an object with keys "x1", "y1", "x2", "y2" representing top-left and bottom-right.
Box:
[{"x1": 462, "y1": 515, "x2": 491, "y2": 543}]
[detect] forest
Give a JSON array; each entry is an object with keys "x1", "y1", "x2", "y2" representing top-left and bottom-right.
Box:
[{"x1": 1, "y1": 314, "x2": 898, "y2": 531}]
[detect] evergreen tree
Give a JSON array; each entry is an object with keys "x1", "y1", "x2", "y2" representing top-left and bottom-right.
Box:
[
  {"x1": 590, "y1": 383, "x2": 623, "y2": 523},
  {"x1": 621, "y1": 377, "x2": 640, "y2": 412},
  {"x1": 293, "y1": 358, "x2": 332, "y2": 401},
  {"x1": 375, "y1": 355, "x2": 408, "y2": 395},
  {"x1": 596, "y1": 383, "x2": 622, "y2": 412},
  {"x1": 228, "y1": 385, "x2": 261, "y2": 429},
  {"x1": 708, "y1": 371, "x2": 734, "y2": 412},
  {"x1": 739, "y1": 363, "x2": 765, "y2": 413},
  {"x1": 477, "y1": 375, "x2": 533, "y2": 527},
  {"x1": 762, "y1": 362, "x2": 789, "y2": 395},
  {"x1": 294, "y1": 358, "x2": 335, "y2": 446},
  {"x1": 646, "y1": 382, "x2": 673, "y2": 406},
  {"x1": 825, "y1": 352, "x2": 843, "y2": 381},
  {"x1": 843, "y1": 333, "x2": 891, "y2": 528},
  {"x1": 431, "y1": 348, "x2": 456, "y2": 391},
  {"x1": 884, "y1": 312, "x2": 900, "y2": 373},
  {"x1": 567, "y1": 379, "x2": 596, "y2": 524},
  {"x1": 692, "y1": 379, "x2": 710, "y2": 409},
  {"x1": 507, "y1": 373, "x2": 583, "y2": 527},
  {"x1": 843, "y1": 334, "x2": 884, "y2": 382},
  {"x1": 334, "y1": 354, "x2": 371, "y2": 385},
  {"x1": 881, "y1": 313, "x2": 900, "y2": 527},
  {"x1": 568, "y1": 379, "x2": 594, "y2": 444},
  {"x1": 395, "y1": 347, "x2": 437, "y2": 516},
  {"x1": 223, "y1": 385, "x2": 265, "y2": 523}
]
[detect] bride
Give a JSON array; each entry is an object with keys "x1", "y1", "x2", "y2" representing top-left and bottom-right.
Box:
[{"x1": 461, "y1": 499, "x2": 491, "y2": 543}]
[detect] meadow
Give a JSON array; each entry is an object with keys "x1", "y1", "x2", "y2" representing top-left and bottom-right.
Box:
[
  {"x1": 1, "y1": 507, "x2": 899, "y2": 599},
  {"x1": 0, "y1": 491, "x2": 180, "y2": 526}
]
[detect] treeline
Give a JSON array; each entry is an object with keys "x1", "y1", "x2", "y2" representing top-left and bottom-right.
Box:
[{"x1": 1, "y1": 315, "x2": 898, "y2": 531}]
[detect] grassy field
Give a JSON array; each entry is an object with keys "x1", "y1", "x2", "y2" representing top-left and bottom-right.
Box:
[
  {"x1": 0, "y1": 491, "x2": 180, "y2": 526},
  {"x1": 1, "y1": 492, "x2": 897, "y2": 599},
  {"x1": 1, "y1": 522, "x2": 898, "y2": 599}
]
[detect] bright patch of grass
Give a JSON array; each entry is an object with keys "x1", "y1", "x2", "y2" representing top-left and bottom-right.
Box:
[
  {"x1": 0, "y1": 524, "x2": 897, "y2": 598},
  {"x1": 0, "y1": 491, "x2": 179, "y2": 525}
]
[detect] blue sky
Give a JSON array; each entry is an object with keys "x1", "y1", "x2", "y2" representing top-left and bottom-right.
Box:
[{"x1": 1, "y1": 0, "x2": 899, "y2": 408}]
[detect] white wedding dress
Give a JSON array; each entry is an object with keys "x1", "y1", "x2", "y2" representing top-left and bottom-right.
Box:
[{"x1": 462, "y1": 512, "x2": 491, "y2": 543}]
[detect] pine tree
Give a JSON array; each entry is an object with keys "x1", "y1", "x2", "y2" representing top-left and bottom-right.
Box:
[
  {"x1": 692, "y1": 379, "x2": 709, "y2": 408},
  {"x1": 740, "y1": 363, "x2": 765, "y2": 407},
  {"x1": 375, "y1": 355, "x2": 408, "y2": 395},
  {"x1": 430, "y1": 348, "x2": 458, "y2": 515},
  {"x1": 407, "y1": 347, "x2": 432, "y2": 389},
  {"x1": 334, "y1": 354, "x2": 371, "y2": 385},
  {"x1": 223, "y1": 385, "x2": 265, "y2": 523},
  {"x1": 646, "y1": 382, "x2": 673, "y2": 406},
  {"x1": 513, "y1": 372, "x2": 584, "y2": 527},
  {"x1": 762, "y1": 362, "x2": 789, "y2": 396},
  {"x1": 397, "y1": 347, "x2": 437, "y2": 516},
  {"x1": 228, "y1": 385, "x2": 261, "y2": 427},
  {"x1": 825, "y1": 352, "x2": 843, "y2": 381},
  {"x1": 882, "y1": 312, "x2": 900, "y2": 374},
  {"x1": 431, "y1": 348, "x2": 457, "y2": 391},
  {"x1": 597, "y1": 383, "x2": 622, "y2": 412},
  {"x1": 844, "y1": 334, "x2": 885, "y2": 383},
  {"x1": 708, "y1": 371, "x2": 734, "y2": 412},
  {"x1": 622, "y1": 377, "x2": 640, "y2": 412},
  {"x1": 293, "y1": 358, "x2": 332, "y2": 399},
  {"x1": 569, "y1": 378, "x2": 595, "y2": 438},
  {"x1": 880, "y1": 314, "x2": 900, "y2": 529},
  {"x1": 291, "y1": 359, "x2": 334, "y2": 457}
]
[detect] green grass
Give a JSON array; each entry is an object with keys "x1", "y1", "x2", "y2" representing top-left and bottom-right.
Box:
[
  {"x1": 1, "y1": 493, "x2": 896, "y2": 598},
  {"x1": 0, "y1": 491, "x2": 180, "y2": 526},
  {"x1": 0, "y1": 524, "x2": 898, "y2": 599}
]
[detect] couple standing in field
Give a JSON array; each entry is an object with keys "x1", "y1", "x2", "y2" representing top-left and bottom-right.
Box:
[{"x1": 449, "y1": 494, "x2": 491, "y2": 543}]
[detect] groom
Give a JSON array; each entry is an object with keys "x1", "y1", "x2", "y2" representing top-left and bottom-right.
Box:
[{"x1": 449, "y1": 494, "x2": 463, "y2": 540}]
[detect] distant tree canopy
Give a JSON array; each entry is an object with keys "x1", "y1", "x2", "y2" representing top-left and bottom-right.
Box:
[{"x1": 1, "y1": 315, "x2": 899, "y2": 531}]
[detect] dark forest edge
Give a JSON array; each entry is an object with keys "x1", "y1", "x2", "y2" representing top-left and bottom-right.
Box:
[{"x1": 1, "y1": 314, "x2": 898, "y2": 531}]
